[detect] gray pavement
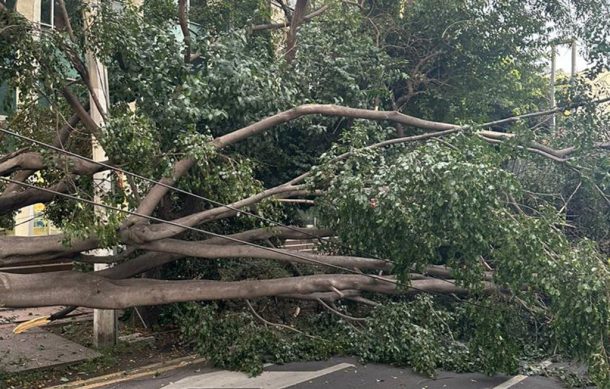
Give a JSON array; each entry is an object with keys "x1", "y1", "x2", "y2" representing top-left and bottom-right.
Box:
[
  {"x1": 97, "y1": 357, "x2": 565, "y2": 389},
  {"x1": 0, "y1": 326, "x2": 100, "y2": 373}
]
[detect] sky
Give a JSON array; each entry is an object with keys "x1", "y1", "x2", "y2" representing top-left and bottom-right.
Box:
[{"x1": 554, "y1": 43, "x2": 589, "y2": 74}]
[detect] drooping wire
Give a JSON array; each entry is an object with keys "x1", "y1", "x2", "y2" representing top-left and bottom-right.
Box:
[
  {"x1": 0, "y1": 175, "x2": 493, "y2": 306},
  {"x1": 0, "y1": 125, "x2": 384, "y2": 259},
  {"x1": 0, "y1": 124, "x2": 474, "y2": 290}
]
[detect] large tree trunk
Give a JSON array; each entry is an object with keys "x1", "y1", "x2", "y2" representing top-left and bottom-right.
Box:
[{"x1": 0, "y1": 270, "x2": 492, "y2": 309}]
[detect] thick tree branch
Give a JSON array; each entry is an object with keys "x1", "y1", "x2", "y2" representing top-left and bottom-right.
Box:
[
  {"x1": 285, "y1": 0, "x2": 308, "y2": 63},
  {"x1": 136, "y1": 239, "x2": 392, "y2": 271},
  {"x1": 201, "y1": 226, "x2": 332, "y2": 245},
  {"x1": 0, "y1": 235, "x2": 98, "y2": 265},
  {"x1": 0, "y1": 176, "x2": 75, "y2": 215},
  {"x1": 0, "y1": 271, "x2": 492, "y2": 309},
  {"x1": 212, "y1": 104, "x2": 456, "y2": 149},
  {"x1": 126, "y1": 185, "x2": 309, "y2": 243},
  {"x1": 178, "y1": 0, "x2": 191, "y2": 63},
  {"x1": 56, "y1": 0, "x2": 75, "y2": 41},
  {"x1": 61, "y1": 87, "x2": 100, "y2": 135},
  {"x1": 0, "y1": 152, "x2": 108, "y2": 177},
  {"x1": 2, "y1": 169, "x2": 35, "y2": 195}
]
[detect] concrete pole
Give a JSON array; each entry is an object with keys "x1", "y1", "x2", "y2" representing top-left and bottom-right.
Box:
[
  {"x1": 570, "y1": 39, "x2": 577, "y2": 80},
  {"x1": 550, "y1": 45, "x2": 556, "y2": 130},
  {"x1": 85, "y1": 0, "x2": 117, "y2": 348}
]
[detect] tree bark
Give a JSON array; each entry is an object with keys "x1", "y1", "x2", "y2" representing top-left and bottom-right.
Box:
[
  {"x1": 0, "y1": 152, "x2": 107, "y2": 177},
  {"x1": 178, "y1": 0, "x2": 191, "y2": 63},
  {"x1": 124, "y1": 185, "x2": 310, "y2": 243},
  {"x1": 137, "y1": 239, "x2": 392, "y2": 271},
  {"x1": 252, "y1": 5, "x2": 328, "y2": 31},
  {"x1": 285, "y1": 0, "x2": 308, "y2": 63},
  {"x1": 0, "y1": 235, "x2": 98, "y2": 265},
  {"x1": 0, "y1": 271, "x2": 492, "y2": 309}
]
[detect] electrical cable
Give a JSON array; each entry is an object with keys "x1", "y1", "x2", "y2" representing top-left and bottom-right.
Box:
[{"x1": 2, "y1": 174, "x2": 493, "y2": 310}]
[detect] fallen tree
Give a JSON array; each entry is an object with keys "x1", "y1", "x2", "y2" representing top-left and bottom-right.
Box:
[{"x1": 1, "y1": 0, "x2": 610, "y2": 385}]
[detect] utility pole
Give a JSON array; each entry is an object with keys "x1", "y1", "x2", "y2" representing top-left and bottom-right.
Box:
[
  {"x1": 85, "y1": 0, "x2": 117, "y2": 348},
  {"x1": 571, "y1": 39, "x2": 577, "y2": 80}
]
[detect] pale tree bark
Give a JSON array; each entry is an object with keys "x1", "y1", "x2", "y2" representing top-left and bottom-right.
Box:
[
  {"x1": 284, "y1": 0, "x2": 308, "y2": 63},
  {"x1": 0, "y1": 271, "x2": 493, "y2": 309},
  {"x1": 137, "y1": 239, "x2": 393, "y2": 271},
  {"x1": 178, "y1": 0, "x2": 191, "y2": 63},
  {"x1": 252, "y1": 5, "x2": 328, "y2": 31}
]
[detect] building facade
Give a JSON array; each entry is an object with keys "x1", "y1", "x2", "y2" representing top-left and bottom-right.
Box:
[{"x1": 1, "y1": 0, "x2": 61, "y2": 237}]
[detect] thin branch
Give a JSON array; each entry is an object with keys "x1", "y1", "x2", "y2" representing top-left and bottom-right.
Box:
[
  {"x1": 251, "y1": 5, "x2": 328, "y2": 31},
  {"x1": 277, "y1": 198, "x2": 315, "y2": 205},
  {"x1": 245, "y1": 299, "x2": 317, "y2": 339},
  {"x1": 558, "y1": 181, "x2": 582, "y2": 214},
  {"x1": 56, "y1": 0, "x2": 75, "y2": 41},
  {"x1": 316, "y1": 298, "x2": 368, "y2": 321}
]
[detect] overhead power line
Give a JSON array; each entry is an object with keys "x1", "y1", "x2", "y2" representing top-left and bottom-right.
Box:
[
  {"x1": 0, "y1": 125, "x2": 381, "y2": 259},
  {"x1": 0, "y1": 176, "x2": 402, "y2": 289},
  {"x1": 3, "y1": 176, "x2": 499, "y2": 312},
  {"x1": 0, "y1": 122, "x2": 475, "y2": 291},
  {"x1": 2, "y1": 175, "x2": 497, "y2": 310}
]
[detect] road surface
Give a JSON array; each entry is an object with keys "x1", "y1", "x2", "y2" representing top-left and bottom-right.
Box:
[{"x1": 97, "y1": 356, "x2": 565, "y2": 389}]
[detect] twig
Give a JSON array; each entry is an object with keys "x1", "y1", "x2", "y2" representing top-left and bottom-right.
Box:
[
  {"x1": 245, "y1": 299, "x2": 318, "y2": 339},
  {"x1": 316, "y1": 298, "x2": 368, "y2": 322},
  {"x1": 558, "y1": 181, "x2": 581, "y2": 214}
]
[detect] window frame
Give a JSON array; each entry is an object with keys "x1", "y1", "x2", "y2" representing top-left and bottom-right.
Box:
[{"x1": 40, "y1": 0, "x2": 56, "y2": 29}]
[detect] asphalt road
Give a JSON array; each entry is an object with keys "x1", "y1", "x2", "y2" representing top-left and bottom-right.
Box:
[{"x1": 97, "y1": 356, "x2": 566, "y2": 389}]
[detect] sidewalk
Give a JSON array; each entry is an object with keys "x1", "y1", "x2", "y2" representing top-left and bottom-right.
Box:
[{"x1": 0, "y1": 307, "x2": 98, "y2": 373}]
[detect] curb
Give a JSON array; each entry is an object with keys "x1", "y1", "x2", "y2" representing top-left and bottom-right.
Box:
[{"x1": 45, "y1": 355, "x2": 206, "y2": 389}]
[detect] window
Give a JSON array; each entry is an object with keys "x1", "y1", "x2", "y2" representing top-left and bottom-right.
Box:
[
  {"x1": 40, "y1": 0, "x2": 68, "y2": 30},
  {"x1": 40, "y1": 0, "x2": 55, "y2": 27}
]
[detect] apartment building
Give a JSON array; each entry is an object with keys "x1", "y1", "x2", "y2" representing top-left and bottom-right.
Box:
[{"x1": 1, "y1": 0, "x2": 62, "y2": 237}]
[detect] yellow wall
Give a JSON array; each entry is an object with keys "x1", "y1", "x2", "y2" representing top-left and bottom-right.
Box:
[
  {"x1": 12, "y1": 203, "x2": 60, "y2": 236},
  {"x1": 15, "y1": 0, "x2": 41, "y2": 22}
]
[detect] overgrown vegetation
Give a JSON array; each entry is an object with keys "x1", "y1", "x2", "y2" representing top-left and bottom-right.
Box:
[{"x1": 172, "y1": 294, "x2": 603, "y2": 385}]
